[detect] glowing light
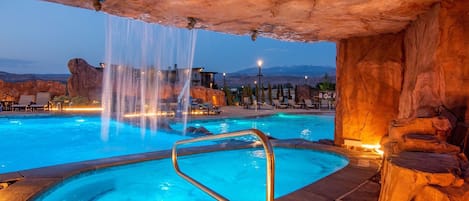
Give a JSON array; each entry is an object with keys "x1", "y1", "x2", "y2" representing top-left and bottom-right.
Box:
[
  {"x1": 361, "y1": 144, "x2": 384, "y2": 156},
  {"x1": 220, "y1": 122, "x2": 229, "y2": 133},
  {"x1": 50, "y1": 107, "x2": 103, "y2": 112},
  {"x1": 375, "y1": 149, "x2": 384, "y2": 155},
  {"x1": 9, "y1": 120, "x2": 21, "y2": 124},
  {"x1": 257, "y1": 59, "x2": 263, "y2": 68},
  {"x1": 300, "y1": 129, "x2": 311, "y2": 139},
  {"x1": 75, "y1": 119, "x2": 85, "y2": 123}
]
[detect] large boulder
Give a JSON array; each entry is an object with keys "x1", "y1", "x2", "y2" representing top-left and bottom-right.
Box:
[
  {"x1": 382, "y1": 115, "x2": 460, "y2": 155},
  {"x1": 67, "y1": 58, "x2": 103, "y2": 101}
]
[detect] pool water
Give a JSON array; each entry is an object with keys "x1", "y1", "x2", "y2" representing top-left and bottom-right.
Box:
[
  {"x1": 0, "y1": 113, "x2": 334, "y2": 175},
  {"x1": 0, "y1": 116, "x2": 189, "y2": 174},
  {"x1": 172, "y1": 113, "x2": 335, "y2": 141},
  {"x1": 36, "y1": 148, "x2": 348, "y2": 201}
]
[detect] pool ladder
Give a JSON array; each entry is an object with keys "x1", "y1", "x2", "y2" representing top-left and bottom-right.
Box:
[{"x1": 172, "y1": 129, "x2": 275, "y2": 201}]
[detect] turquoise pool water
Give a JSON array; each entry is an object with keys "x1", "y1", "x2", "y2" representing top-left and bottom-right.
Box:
[
  {"x1": 0, "y1": 113, "x2": 334, "y2": 174},
  {"x1": 0, "y1": 116, "x2": 189, "y2": 174},
  {"x1": 36, "y1": 148, "x2": 348, "y2": 201},
  {"x1": 172, "y1": 113, "x2": 335, "y2": 141}
]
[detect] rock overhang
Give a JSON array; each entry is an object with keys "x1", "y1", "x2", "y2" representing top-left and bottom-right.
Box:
[{"x1": 45, "y1": 0, "x2": 440, "y2": 42}]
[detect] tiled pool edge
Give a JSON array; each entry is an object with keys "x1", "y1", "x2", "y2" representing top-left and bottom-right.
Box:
[
  {"x1": 0, "y1": 140, "x2": 381, "y2": 201},
  {"x1": 273, "y1": 140, "x2": 382, "y2": 200}
]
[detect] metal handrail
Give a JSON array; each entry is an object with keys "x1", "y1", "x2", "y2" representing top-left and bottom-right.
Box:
[{"x1": 171, "y1": 129, "x2": 275, "y2": 201}]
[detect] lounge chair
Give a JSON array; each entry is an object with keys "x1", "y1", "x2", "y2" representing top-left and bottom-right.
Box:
[
  {"x1": 196, "y1": 102, "x2": 221, "y2": 115},
  {"x1": 11, "y1": 95, "x2": 35, "y2": 111},
  {"x1": 320, "y1": 99, "x2": 331, "y2": 110},
  {"x1": 272, "y1": 99, "x2": 287, "y2": 109},
  {"x1": 30, "y1": 92, "x2": 51, "y2": 111},
  {"x1": 304, "y1": 99, "x2": 318, "y2": 109},
  {"x1": 287, "y1": 99, "x2": 302, "y2": 109}
]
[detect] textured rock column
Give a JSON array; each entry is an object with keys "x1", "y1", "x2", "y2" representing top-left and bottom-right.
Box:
[
  {"x1": 67, "y1": 58, "x2": 103, "y2": 101},
  {"x1": 399, "y1": 1, "x2": 469, "y2": 120},
  {"x1": 335, "y1": 34, "x2": 403, "y2": 145}
]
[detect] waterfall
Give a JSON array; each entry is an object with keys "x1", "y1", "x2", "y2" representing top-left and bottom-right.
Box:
[{"x1": 101, "y1": 15, "x2": 197, "y2": 141}]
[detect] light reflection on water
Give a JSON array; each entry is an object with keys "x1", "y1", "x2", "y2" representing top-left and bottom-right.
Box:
[{"x1": 171, "y1": 113, "x2": 334, "y2": 142}]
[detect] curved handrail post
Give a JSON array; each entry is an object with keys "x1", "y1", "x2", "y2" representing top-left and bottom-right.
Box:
[{"x1": 171, "y1": 129, "x2": 275, "y2": 201}]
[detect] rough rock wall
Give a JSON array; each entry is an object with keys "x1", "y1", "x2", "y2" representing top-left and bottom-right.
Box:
[
  {"x1": 335, "y1": 33, "x2": 404, "y2": 145},
  {"x1": 190, "y1": 86, "x2": 226, "y2": 106},
  {"x1": 0, "y1": 79, "x2": 66, "y2": 101},
  {"x1": 399, "y1": 5, "x2": 442, "y2": 119},
  {"x1": 400, "y1": 1, "x2": 469, "y2": 120},
  {"x1": 45, "y1": 0, "x2": 439, "y2": 42},
  {"x1": 67, "y1": 58, "x2": 103, "y2": 101},
  {"x1": 398, "y1": 1, "x2": 469, "y2": 155},
  {"x1": 336, "y1": 0, "x2": 469, "y2": 146},
  {"x1": 378, "y1": 2, "x2": 469, "y2": 201},
  {"x1": 437, "y1": 0, "x2": 469, "y2": 121}
]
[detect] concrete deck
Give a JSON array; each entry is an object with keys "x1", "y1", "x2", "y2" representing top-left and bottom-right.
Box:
[{"x1": 0, "y1": 106, "x2": 382, "y2": 201}]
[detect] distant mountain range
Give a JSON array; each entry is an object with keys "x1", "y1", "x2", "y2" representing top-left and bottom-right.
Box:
[
  {"x1": 229, "y1": 65, "x2": 335, "y2": 77},
  {"x1": 0, "y1": 65, "x2": 336, "y2": 87},
  {"x1": 216, "y1": 65, "x2": 336, "y2": 87},
  {"x1": 0, "y1": 71, "x2": 69, "y2": 83}
]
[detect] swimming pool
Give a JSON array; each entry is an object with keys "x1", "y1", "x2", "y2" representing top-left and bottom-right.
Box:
[
  {"x1": 172, "y1": 113, "x2": 335, "y2": 141},
  {"x1": 0, "y1": 113, "x2": 334, "y2": 175},
  {"x1": 0, "y1": 115, "x2": 189, "y2": 174},
  {"x1": 35, "y1": 147, "x2": 348, "y2": 201}
]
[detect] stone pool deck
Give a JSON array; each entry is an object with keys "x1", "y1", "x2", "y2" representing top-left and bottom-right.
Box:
[{"x1": 0, "y1": 106, "x2": 382, "y2": 201}]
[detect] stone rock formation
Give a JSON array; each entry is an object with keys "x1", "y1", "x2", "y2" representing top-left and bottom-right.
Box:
[
  {"x1": 67, "y1": 58, "x2": 103, "y2": 101},
  {"x1": 380, "y1": 152, "x2": 469, "y2": 201},
  {"x1": 382, "y1": 114, "x2": 460, "y2": 154},
  {"x1": 45, "y1": 0, "x2": 438, "y2": 42},
  {"x1": 336, "y1": 0, "x2": 469, "y2": 150},
  {"x1": 335, "y1": 33, "x2": 404, "y2": 145},
  {"x1": 399, "y1": 0, "x2": 469, "y2": 157},
  {"x1": 0, "y1": 79, "x2": 66, "y2": 102}
]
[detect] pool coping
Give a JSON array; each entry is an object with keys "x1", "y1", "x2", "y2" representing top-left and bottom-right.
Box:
[{"x1": 0, "y1": 139, "x2": 381, "y2": 201}]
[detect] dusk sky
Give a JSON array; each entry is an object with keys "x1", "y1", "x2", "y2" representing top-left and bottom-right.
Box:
[{"x1": 0, "y1": 1, "x2": 336, "y2": 74}]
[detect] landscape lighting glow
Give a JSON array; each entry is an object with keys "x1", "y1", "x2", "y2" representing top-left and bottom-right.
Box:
[
  {"x1": 50, "y1": 107, "x2": 103, "y2": 112},
  {"x1": 123, "y1": 110, "x2": 210, "y2": 118},
  {"x1": 361, "y1": 144, "x2": 384, "y2": 155}
]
